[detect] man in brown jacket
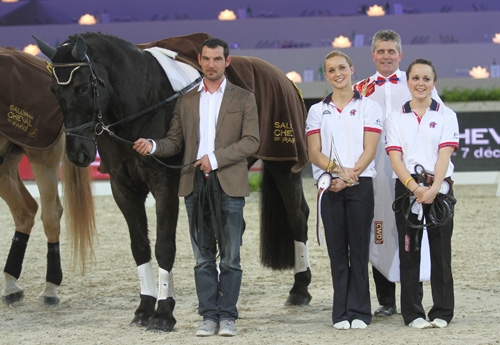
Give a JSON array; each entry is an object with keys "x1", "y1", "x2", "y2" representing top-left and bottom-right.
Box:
[{"x1": 134, "y1": 37, "x2": 259, "y2": 337}]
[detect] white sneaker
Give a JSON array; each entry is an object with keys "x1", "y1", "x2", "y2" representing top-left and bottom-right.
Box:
[
  {"x1": 333, "y1": 320, "x2": 350, "y2": 330},
  {"x1": 195, "y1": 320, "x2": 218, "y2": 336},
  {"x1": 430, "y1": 318, "x2": 448, "y2": 328},
  {"x1": 218, "y1": 320, "x2": 237, "y2": 336},
  {"x1": 409, "y1": 318, "x2": 432, "y2": 329},
  {"x1": 351, "y1": 319, "x2": 368, "y2": 329}
]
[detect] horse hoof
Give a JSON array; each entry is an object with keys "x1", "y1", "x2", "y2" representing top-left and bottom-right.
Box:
[
  {"x1": 130, "y1": 313, "x2": 152, "y2": 327},
  {"x1": 146, "y1": 318, "x2": 176, "y2": 332},
  {"x1": 38, "y1": 296, "x2": 60, "y2": 307},
  {"x1": 284, "y1": 292, "x2": 312, "y2": 306},
  {"x1": 2, "y1": 291, "x2": 25, "y2": 306}
]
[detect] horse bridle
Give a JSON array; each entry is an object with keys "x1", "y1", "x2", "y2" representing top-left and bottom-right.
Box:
[
  {"x1": 52, "y1": 53, "x2": 202, "y2": 168},
  {"x1": 51, "y1": 57, "x2": 106, "y2": 144}
]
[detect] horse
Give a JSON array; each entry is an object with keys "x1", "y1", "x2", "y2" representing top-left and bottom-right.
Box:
[
  {"x1": 0, "y1": 47, "x2": 95, "y2": 307},
  {"x1": 34, "y1": 32, "x2": 311, "y2": 332}
]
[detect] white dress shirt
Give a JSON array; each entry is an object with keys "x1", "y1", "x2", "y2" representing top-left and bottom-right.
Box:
[{"x1": 196, "y1": 77, "x2": 227, "y2": 170}]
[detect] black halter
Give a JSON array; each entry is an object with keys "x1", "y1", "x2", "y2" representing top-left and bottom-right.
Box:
[{"x1": 52, "y1": 54, "x2": 202, "y2": 168}]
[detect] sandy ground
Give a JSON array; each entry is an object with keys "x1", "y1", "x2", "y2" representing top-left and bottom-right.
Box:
[{"x1": 0, "y1": 178, "x2": 499, "y2": 345}]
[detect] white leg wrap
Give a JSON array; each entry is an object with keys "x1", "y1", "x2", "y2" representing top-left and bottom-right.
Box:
[
  {"x1": 2, "y1": 273, "x2": 22, "y2": 296},
  {"x1": 158, "y1": 268, "x2": 175, "y2": 300},
  {"x1": 137, "y1": 262, "x2": 157, "y2": 298},
  {"x1": 39, "y1": 282, "x2": 58, "y2": 298},
  {"x1": 294, "y1": 240, "x2": 310, "y2": 274}
]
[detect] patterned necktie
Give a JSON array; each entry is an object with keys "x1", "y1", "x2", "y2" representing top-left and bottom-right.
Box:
[{"x1": 375, "y1": 73, "x2": 399, "y2": 86}]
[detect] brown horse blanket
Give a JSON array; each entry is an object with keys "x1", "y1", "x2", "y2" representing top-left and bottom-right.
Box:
[
  {"x1": 0, "y1": 47, "x2": 63, "y2": 149},
  {"x1": 137, "y1": 33, "x2": 308, "y2": 173}
]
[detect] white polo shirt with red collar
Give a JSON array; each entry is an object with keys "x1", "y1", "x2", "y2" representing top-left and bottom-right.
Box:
[
  {"x1": 306, "y1": 90, "x2": 383, "y2": 180},
  {"x1": 385, "y1": 99, "x2": 460, "y2": 177}
]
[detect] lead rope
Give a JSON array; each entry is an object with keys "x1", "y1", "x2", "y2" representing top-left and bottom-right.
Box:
[{"x1": 392, "y1": 166, "x2": 456, "y2": 252}]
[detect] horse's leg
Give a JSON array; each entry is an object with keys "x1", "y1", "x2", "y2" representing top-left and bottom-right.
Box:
[
  {"x1": 109, "y1": 178, "x2": 162, "y2": 328},
  {"x1": 26, "y1": 138, "x2": 64, "y2": 306},
  {"x1": 0, "y1": 143, "x2": 37, "y2": 305},
  {"x1": 260, "y1": 160, "x2": 311, "y2": 306},
  {"x1": 146, "y1": 172, "x2": 179, "y2": 332}
]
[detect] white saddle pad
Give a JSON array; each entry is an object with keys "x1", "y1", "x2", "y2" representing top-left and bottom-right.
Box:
[{"x1": 144, "y1": 47, "x2": 201, "y2": 92}]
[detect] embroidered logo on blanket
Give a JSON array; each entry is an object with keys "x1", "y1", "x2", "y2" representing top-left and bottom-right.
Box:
[
  {"x1": 7, "y1": 104, "x2": 38, "y2": 139},
  {"x1": 274, "y1": 121, "x2": 295, "y2": 144}
]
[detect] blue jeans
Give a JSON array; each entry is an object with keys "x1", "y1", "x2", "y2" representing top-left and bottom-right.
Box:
[{"x1": 185, "y1": 190, "x2": 245, "y2": 322}]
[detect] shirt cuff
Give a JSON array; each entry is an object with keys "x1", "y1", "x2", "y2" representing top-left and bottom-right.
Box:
[
  {"x1": 208, "y1": 152, "x2": 218, "y2": 170},
  {"x1": 148, "y1": 139, "x2": 156, "y2": 154}
]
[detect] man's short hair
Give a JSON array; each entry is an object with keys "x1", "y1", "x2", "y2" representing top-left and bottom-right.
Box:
[
  {"x1": 200, "y1": 38, "x2": 230, "y2": 59},
  {"x1": 371, "y1": 30, "x2": 402, "y2": 53}
]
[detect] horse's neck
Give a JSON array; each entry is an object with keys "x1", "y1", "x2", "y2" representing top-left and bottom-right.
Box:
[
  {"x1": 104, "y1": 51, "x2": 174, "y2": 138},
  {"x1": 107, "y1": 52, "x2": 170, "y2": 109}
]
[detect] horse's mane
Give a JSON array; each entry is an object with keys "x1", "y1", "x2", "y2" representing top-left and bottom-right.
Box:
[
  {"x1": 63, "y1": 31, "x2": 144, "y2": 66},
  {"x1": 65, "y1": 31, "x2": 133, "y2": 48},
  {"x1": 61, "y1": 31, "x2": 168, "y2": 101}
]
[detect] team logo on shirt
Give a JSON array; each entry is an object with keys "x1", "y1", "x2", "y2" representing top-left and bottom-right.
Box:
[
  {"x1": 375, "y1": 118, "x2": 383, "y2": 127},
  {"x1": 322, "y1": 110, "x2": 332, "y2": 116},
  {"x1": 429, "y1": 122, "x2": 437, "y2": 128},
  {"x1": 453, "y1": 131, "x2": 459, "y2": 139},
  {"x1": 350, "y1": 109, "x2": 357, "y2": 116}
]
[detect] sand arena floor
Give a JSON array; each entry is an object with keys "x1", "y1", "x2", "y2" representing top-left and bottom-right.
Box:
[{"x1": 0, "y1": 179, "x2": 499, "y2": 344}]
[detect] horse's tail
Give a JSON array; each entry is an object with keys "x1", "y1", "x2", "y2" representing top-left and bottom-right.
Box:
[
  {"x1": 61, "y1": 155, "x2": 96, "y2": 273},
  {"x1": 259, "y1": 165, "x2": 294, "y2": 270}
]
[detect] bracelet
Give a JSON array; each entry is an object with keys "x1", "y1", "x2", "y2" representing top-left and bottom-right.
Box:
[
  {"x1": 411, "y1": 185, "x2": 420, "y2": 193},
  {"x1": 404, "y1": 177, "x2": 413, "y2": 189}
]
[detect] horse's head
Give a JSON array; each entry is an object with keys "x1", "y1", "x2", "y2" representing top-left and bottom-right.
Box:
[{"x1": 34, "y1": 34, "x2": 108, "y2": 167}]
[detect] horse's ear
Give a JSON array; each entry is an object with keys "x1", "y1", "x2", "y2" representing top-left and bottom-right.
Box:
[
  {"x1": 72, "y1": 35, "x2": 87, "y2": 61},
  {"x1": 32, "y1": 35, "x2": 57, "y2": 61}
]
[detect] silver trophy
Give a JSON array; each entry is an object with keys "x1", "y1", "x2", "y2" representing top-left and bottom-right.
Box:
[{"x1": 329, "y1": 135, "x2": 359, "y2": 186}]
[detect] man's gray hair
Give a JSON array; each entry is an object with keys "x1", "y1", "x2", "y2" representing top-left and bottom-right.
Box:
[{"x1": 371, "y1": 29, "x2": 402, "y2": 53}]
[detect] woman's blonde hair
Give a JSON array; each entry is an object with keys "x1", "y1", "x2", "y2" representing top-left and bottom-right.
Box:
[{"x1": 324, "y1": 50, "x2": 353, "y2": 71}]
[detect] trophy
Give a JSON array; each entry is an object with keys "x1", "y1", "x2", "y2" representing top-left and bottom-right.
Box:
[
  {"x1": 328, "y1": 135, "x2": 359, "y2": 187},
  {"x1": 315, "y1": 135, "x2": 359, "y2": 245}
]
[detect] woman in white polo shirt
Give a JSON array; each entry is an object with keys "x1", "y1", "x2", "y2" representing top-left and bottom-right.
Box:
[
  {"x1": 385, "y1": 58, "x2": 459, "y2": 329},
  {"x1": 306, "y1": 50, "x2": 382, "y2": 330}
]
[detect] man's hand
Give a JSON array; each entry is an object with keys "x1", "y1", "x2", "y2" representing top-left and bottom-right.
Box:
[
  {"x1": 194, "y1": 154, "x2": 212, "y2": 175},
  {"x1": 133, "y1": 138, "x2": 152, "y2": 156}
]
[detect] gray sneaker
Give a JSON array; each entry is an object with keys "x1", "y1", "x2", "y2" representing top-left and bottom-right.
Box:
[
  {"x1": 195, "y1": 319, "x2": 218, "y2": 336},
  {"x1": 219, "y1": 319, "x2": 237, "y2": 336}
]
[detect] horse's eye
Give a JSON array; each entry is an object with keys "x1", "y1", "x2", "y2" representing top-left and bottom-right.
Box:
[{"x1": 78, "y1": 84, "x2": 90, "y2": 95}]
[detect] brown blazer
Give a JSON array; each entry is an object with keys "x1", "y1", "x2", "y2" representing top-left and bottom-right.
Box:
[{"x1": 154, "y1": 80, "x2": 260, "y2": 197}]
